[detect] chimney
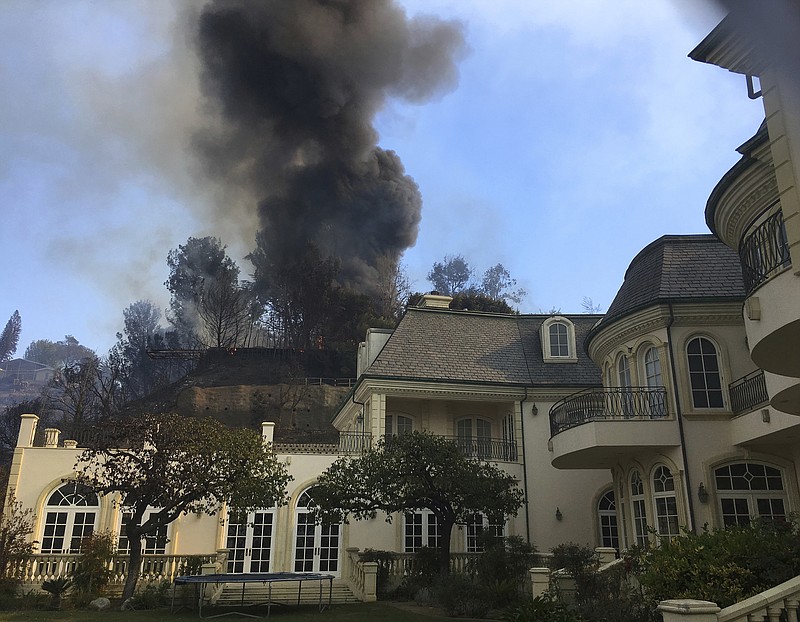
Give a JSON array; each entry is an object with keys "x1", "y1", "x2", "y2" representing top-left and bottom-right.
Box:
[{"x1": 417, "y1": 294, "x2": 453, "y2": 309}]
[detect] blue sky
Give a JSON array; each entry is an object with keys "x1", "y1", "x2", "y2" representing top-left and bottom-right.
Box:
[{"x1": 1, "y1": 1, "x2": 764, "y2": 356}]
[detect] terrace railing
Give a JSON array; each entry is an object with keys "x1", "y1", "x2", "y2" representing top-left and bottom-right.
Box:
[
  {"x1": 550, "y1": 387, "x2": 668, "y2": 437},
  {"x1": 442, "y1": 437, "x2": 519, "y2": 462},
  {"x1": 729, "y1": 369, "x2": 769, "y2": 415},
  {"x1": 18, "y1": 553, "x2": 216, "y2": 585},
  {"x1": 739, "y1": 209, "x2": 792, "y2": 295}
]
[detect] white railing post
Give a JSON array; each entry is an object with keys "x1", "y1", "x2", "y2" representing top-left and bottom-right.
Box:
[
  {"x1": 595, "y1": 547, "x2": 617, "y2": 565},
  {"x1": 362, "y1": 562, "x2": 378, "y2": 602},
  {"x1": 529, "y1": 567, "x2": 551, "y2": 599},
  {"x1": 658, "y1": 600, "x2": 721, "y2": 622}
]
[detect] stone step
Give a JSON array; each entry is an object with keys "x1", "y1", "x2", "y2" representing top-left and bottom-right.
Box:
[{"x1": 215, "y1": 580, "x2": 359, "y2": 605}]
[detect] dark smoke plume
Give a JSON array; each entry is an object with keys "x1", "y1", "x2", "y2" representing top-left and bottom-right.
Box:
[{"x1": 194, "y1": 0, "x2": 466, "y2": 295}]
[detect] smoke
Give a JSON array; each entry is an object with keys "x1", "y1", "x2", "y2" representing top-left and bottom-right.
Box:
[{"x1": 193, "y1": 0, "x2": 466, "y2": 295}]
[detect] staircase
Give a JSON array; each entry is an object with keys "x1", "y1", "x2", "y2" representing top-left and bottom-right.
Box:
[{"x1": 214, "y1": 578, "x2": 359, "y2": 607}]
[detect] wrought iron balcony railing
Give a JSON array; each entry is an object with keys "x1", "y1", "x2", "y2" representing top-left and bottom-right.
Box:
[
  {"x1": 549, "y1": 387, "x2": 668, "y2": 437},
  {"x1": 739, "y1": 209, "x2": 792, "y2": 295},
  {"x1": 729, "y1": 369, "x2": 769, "y2": 415},
  {"x1": 443, "y1": 436, "x2": 519, "y2": 462}
]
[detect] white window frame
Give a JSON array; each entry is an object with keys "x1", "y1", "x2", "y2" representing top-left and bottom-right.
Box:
[
  {"x1": 40, "y1": 482, "x2": 100, "y2": 554},
  {"x1": 465, "y1": 513, "x2": 505, "y2": 553},
  {"x1": 651, "y1": 466, "x2": 680, "y2": 537},
  {"x1": 714, "y1": 462, "x2": 787, "y2": 527},
  {"x1": 403, "y1": 511, "x2": 441, "y2": 552},
  {"x1": 118, "y1": 509, "x2": 169, "y2": 555},
  {"x1": 686, "y1": 336, "x2": 725, "y2": 409},
  {"x1": 541, "y1": 317, "x2": 577, "y2": 362},
  {"x1": 597, "y1": 489, "x2": 619, "y2": 550},
  {"x1": 385, "y1": 413, "x2": 414, "y2": 437},
  {"x1": 630, "y1": 470, "x2": 649, "y2": 547}
]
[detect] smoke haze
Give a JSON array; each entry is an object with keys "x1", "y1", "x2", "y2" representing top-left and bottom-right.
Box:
[{"x1": 193, "y1": 0, "x2": 466, "y2": 293}]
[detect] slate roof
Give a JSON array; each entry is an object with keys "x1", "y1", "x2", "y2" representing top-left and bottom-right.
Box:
[
  {"x1": 591, "y1": 235, "x2": 745, "y2": 339},
  {"x1": 363, "y1": 309, "x2": 602, "y2": 388}
]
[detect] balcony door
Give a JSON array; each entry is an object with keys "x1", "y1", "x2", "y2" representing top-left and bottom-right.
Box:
[
  {"x1": 293, "y1": 488, "x2": 340, "y2": 576},
  {"x1": 40, "y1": 482, "x2": 99, "y2": 554},
  {"x1": 457, "y1": 417, "x2": 491, "y2": 459},
  {"x1": 226, "y1": 509, "x2": 275, "y2": 573}
]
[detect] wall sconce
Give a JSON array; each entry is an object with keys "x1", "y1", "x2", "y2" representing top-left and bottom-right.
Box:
[
  {"x1": 531, "y1": 404, "x2": 538, "y2": 416},
  {"x1": 697, "y1": 483, "x2": 709, "y2": 503},
  {"x1": 555, "y1": 507, "x2": 563, "y2": 521}
]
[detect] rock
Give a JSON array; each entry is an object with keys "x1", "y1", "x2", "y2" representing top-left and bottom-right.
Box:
[{"x1": 89, "y1": 597, "x2": 111, "y2": 611}]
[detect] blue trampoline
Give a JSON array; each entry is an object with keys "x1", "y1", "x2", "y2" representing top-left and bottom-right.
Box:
[{"x1": 173, "y1": 572, "x2": 335, "y2": 619}]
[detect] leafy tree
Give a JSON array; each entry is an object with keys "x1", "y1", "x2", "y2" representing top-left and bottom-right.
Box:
[
  {"x1": 427, "y1": 255, "x2": 473, "y2": 296},
  {"x1": 251, "y1": 240, "x2": 341, "y2": 349},
  {"x1": 375, "y1": 256, "x2": 412, "y2": 322},
  {"x1": 165, "y1": 236, "x2": 241, "y2": 347},
  {"x1": 312, "y1": 431, "x2": 525, "y2": 575},
  {"x1": 480, "y1": 264, "x2": 526, "y2": 306},
  {"x1": 0, "y1": 311, "x2": 21, "y2": 364},
  {"x1": 450, "y1": 292, "x2": 516, "y2": 314},
  {"x1": 24, "y1": 335, "x2": 94, "y2": 368},
  {"x1": 74, "y1": 413, "x2": 292, "y2": 601},
  {"x1": 0, "y1": 494, "x2": 35, "y2": 595}
]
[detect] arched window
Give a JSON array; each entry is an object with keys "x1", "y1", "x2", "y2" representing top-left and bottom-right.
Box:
[
  {"x1": 714, "y1": 462, "x2": 787, "y2": 526},
  {"x1": 687, "y1": 337, "x2": 724, "y2": 408},
  {"x1": 385, "y1": 414, "x2": 413, "y2": 437},
  {"x1": 652, "y1": 466, "x2": 679, "y2": 537},
  {"x1": 597, "y1": 490, "x2": 619, "y2": 550},
  {"x1": 456, "y1": 417, "x2": 492, "y2": 459},
  {"x1": 549, "y1": 323, "x2": 569, "y2": 357},
  {"x1": 541, "y1": 317, "x2": 577, "y2": 362},
  {"x1": 630, "y1": 471, "x2": 648, "y2": 547},
  {"x1": 294, "y1": 487, "x2": 340, "y2": 574},
  {"x1": 643, "y1": 347, "x2": 666, "y2": 417},
  {"x1": 40, "y1": 482, "x2": 99, "y2": 554},
  {"x1": 617, "y1": 355, "x2": 632, "y2": 388},
  {"x1": 644, "y1": 347, "x2": 662, "y2": 388}
]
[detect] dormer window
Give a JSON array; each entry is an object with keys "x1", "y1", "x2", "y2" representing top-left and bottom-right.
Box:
[{"x1": 541, "y1": 316, "x2": 577, "y2": 362}]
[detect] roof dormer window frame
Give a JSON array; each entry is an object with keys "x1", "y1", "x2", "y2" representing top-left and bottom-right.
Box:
[{"x1": 541, "y1": 316, "x2": 578, "y2": 363}]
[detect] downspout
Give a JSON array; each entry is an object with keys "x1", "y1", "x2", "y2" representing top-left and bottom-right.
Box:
[
  {"x1": 666, "y1": 304, "x2": 696, "y2": 532},
  {"x1": 519, "y1": 389, "x2": 532, "y2": 545}
]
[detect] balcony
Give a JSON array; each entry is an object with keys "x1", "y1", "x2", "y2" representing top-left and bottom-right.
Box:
[
  {"x1": 444, "y1": 436, "x2": 518, "y2": 462},
  {"x1": 739, "y1": 211, "x2": 792, "y2": 296},
  {"x1": 729, "y1": 370, "x2": 770, "y2": 415},
  {"x1": 549, "y1": 387, "x2": 679, "y2": 469},
  {"x1": 549, "y1": 387, "x2": 668, "y2": 436}
]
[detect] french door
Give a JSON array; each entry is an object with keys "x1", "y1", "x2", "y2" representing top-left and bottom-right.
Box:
[
  {"x1": 226, "y1": 510, "x2": 275, "y2": 573},
  {"x1": 293, "y1": 488, "x2": 340, "y2": 575}
]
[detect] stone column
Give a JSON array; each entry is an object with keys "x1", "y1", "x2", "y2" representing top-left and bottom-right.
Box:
[
  {"x1": 362, "y1": 562, "x2": 378, "y2": 602},
  {"x1": 529, "y1": 567, "x2": 551, "y2": 599},
  {"x1": 595, "y1": 547, "x2": 617, "y2": 565}
]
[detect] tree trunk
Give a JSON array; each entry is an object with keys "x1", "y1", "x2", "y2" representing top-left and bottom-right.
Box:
[
  {"x1": 121, "y1": 533, "x2": 143, "y2": 602},
  {"x1": 439, "y1": 518, "x2": 455, "y2": 576}
]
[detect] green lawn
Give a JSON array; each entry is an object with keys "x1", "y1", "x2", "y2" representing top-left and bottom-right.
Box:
[{"x1": 0, "y1": 602, "x2": 452, "y2": 622}]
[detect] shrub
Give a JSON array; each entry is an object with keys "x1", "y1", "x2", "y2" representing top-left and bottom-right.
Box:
[
  {"x1": 433, "y1": 574, "x2": 491, "y2": 618},
  {"x1": 128, "y1": 580, "x2": 171, "y2": 609},
  {"x1": 629, "y1": 520, "x2": 800, "y2": 608},
  {"x1": 501, "y1": 593, "x2": 580, "y2": 622},
  {"x1": 0, "y1": 495, "x2": 35, "y2": 596},
  {"x1": 548, "y1": 542, "x2": 655, "y2": 622},
  {"x1": 475, "y1": 536, "x2": 537, "y2": 606},
  {"x1": 70, "y1": 531, "x2": 115, "y2": 596}
]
